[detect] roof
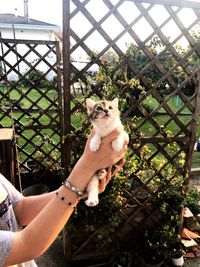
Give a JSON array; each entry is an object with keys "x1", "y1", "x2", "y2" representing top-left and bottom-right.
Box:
[{"x1": 0, "y1": 14, "x2": 60, "y2": 31}]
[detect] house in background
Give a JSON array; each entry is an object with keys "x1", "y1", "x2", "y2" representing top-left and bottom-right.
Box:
[
  {"x1": 0, "y1": 14, "x2": 61, "y2": 41},
  {"x1": 0, "y1": 1, "x2": 61, "y2": 81}
]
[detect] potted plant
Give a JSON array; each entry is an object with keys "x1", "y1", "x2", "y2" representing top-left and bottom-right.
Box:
[
  {"x1": 141, "y1": 223, "x2": 183, "y2": 267},
  {"x1": 170, "y1": 244, "x2": 184, "y2": 267},
  {"x1": 139, "y1": 180, "x2": 185, "y2": 266},
  {"x1": 141, "y1": 249, "x2": 164, "y2": 267},
  {"x1": 140, "y1": 229, "x2": 165, "y2": 267}
]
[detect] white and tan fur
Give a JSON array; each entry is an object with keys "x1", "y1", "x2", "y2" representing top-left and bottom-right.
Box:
[{"x1": 85, "y1": 98, "x2": 129, "y2": 207}]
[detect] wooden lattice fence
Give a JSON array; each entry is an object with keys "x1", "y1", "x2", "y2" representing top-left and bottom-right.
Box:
[
  {"x1": 61, "y1": 0, "x2": 200, "y2": 264},
  {"x1": 0, "y1": 39, "x2": 63, "y2": 187},
  {"x1": 0, "y1": 0, "x2": 200, "y2": 264}
]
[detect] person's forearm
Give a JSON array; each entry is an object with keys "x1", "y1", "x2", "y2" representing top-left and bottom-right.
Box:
[
  {"x1": 4, "y1": 161, "x2": 94, "y2": 266},
  {"x1": 14, "y1": 191, "x2": 56, "y2": 226},
  {"x1": 15, "y1": 158, "x2": 95, "y2": 227}
]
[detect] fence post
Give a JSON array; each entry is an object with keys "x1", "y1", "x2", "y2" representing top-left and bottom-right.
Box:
[{"x1": 62, "y1": 0, "x2": 71, "y2": 177}]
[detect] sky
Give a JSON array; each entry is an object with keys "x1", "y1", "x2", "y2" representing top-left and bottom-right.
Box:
[
  {"x1": 0, "y1": 0, "x2": 63, "y2": 27},
  {"x1": 1, "y1": 0, "x2": 200, "y2": 60},
  {"x1": 1, "y1": 0, "x2": 200, "y2": 30}
]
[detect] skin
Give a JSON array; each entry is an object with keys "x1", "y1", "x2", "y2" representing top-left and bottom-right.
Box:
[{"x1": 3, "y1": 127, "x2": 127, "y2": 266}]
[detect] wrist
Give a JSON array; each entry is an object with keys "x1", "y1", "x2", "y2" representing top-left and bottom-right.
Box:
[
  {"x1": 67, "y1": 157, "x2": 95, "y2": 192},
  {"x1": 57, "y1": 185, "x2": 80, "y2": 208},
  {"x1": 62, "y1": 180, "x2": 84, "y2": 197}
]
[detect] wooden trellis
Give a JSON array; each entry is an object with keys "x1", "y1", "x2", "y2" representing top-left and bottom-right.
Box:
[
  {"x1": 0, "y1": 39, "x2": 63, "y2": 182},
  {"x1": 62, "y1": 0, "x2": 200, "y2": 263},
  {"x1": 0, "y1": 0, "x2": 200, "y2": 264}
]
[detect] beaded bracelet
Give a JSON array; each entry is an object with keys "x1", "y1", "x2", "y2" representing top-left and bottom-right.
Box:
[
  {"x1": 62, "y1": 180, "x2": 84, "y2": 197},
  {"x1": 55, "y1": 191, "x2": 78, "y2": 207}
]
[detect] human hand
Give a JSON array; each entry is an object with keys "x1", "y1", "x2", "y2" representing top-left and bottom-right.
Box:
[
  {"x1": 98, "y1": 158, "x2": 126, "y2": 193},
  {"x1": 68, "y1": 127, "x2": 128, "y2": 193},
  {"x1": 80, "y1": 127, "x2": 128, "y2": 174},
  {"x1": 79, "y1": 158, "x2": 126, "y2": 199}
]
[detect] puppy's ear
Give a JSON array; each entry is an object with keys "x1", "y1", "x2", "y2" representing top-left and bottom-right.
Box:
[{"x1": 86, "y1": 98, "x2": 96, "y2": 115}]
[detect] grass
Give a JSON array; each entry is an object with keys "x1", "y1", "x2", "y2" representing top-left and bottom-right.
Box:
[
  {"x1": 142, "y1": 95, "x2": 200, "y2": 168},
  {"x1": 0, "y1": 86, "x2": 200, "y2": 167},
  {"x1": 143, "y1": 94, "x2": 192, "y2": 113},
  {"x1": 0, "y1": 85, "x2": 61, "y2": 163}
]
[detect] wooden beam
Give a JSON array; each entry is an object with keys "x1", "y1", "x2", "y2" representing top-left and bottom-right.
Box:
[
  {"x1": 133, "y1": 0, "x2": 200, "y2": 9},
  {"x1": 62, "y1": 0, "x2": 71, "y2": 176},
  {"x1": 0, "y1": 38, "x2": 57, "y2": 45}
]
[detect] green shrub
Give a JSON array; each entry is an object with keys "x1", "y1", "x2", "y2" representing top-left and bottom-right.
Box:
[
  {"x1": 184, "y1": 187, "x2": 200, "y2": 215},
  {"x1": 23, "y1": 69, "x2": 50, "y2": 88}
]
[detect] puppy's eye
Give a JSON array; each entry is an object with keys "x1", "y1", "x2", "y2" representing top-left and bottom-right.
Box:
[
  {"x1": 109, "y1": 106, "x2": 113, "y2": 109},
  {"x1": 96, "y1": 106, "x2": 103, "y2": 111}
]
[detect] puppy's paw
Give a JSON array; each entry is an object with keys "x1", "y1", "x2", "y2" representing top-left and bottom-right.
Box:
[
  {"x1": 85, "y1": 198, "x2": 99, "y2": 207},
  {"x1": 112, "y1": 139, "x2": 123, "y2": 152}
]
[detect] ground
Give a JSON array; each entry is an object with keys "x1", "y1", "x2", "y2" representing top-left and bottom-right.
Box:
[
  {"x1": 36, "y1": 235, "x2": 200, "y2": 267},
  {"x1": 35, "y1": 235, "x2": 69, "y2": 267}
]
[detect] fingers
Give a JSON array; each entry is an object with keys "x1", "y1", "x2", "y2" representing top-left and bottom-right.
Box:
[
  {"x1": 79, "y1": 192, "x2": 87, "y2": 200},
  {"x1": 81, "y1": 157, "x2": 126, "y2": 198},
  {"x1": 111, "y1": 150, "x2": 126, "y2": 166},
  {"x1": 98, "y1": 178, "x2": 106, "y2": 193},
  {"x1": 98, "y1": 167, "x2": 112, "y2": 193},
  {"x1": 98, "y1": 157, "x2": 126, "y2": 193},
  {"x1": 112, "y1": 158, "x2": 126, "y2": 176}
]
